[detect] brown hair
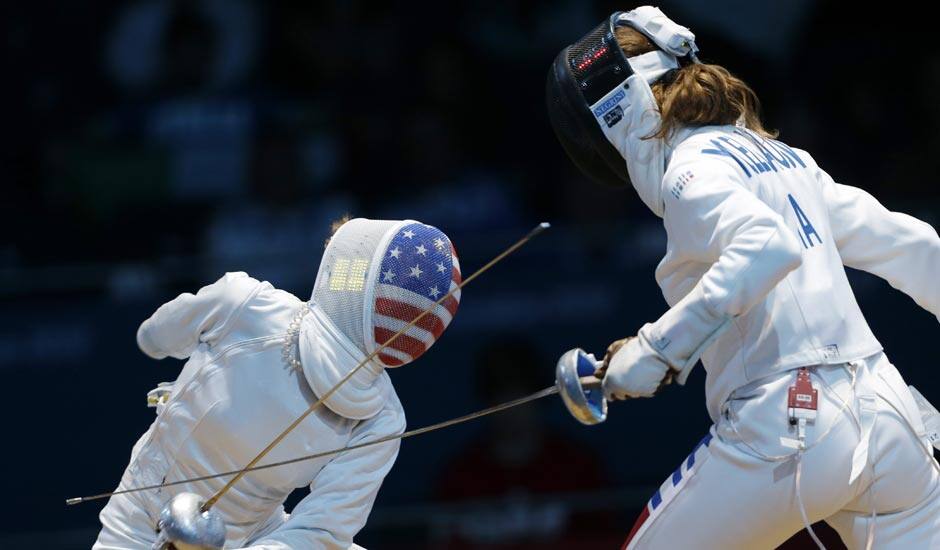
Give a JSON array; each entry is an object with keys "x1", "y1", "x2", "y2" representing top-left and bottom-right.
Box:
[
  {"x1": 614, "y1": 26, "x2": 776, "y2": 140},
  {"x1": 324, "y1": 213, "x2": 352, "y2": 247}
]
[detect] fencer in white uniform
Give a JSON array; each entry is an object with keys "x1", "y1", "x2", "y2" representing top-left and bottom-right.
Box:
[
  {"x1": 546, "y1": 7, "x2": 940, "y2": 549},
  {"x1": 93, "y1": 218, "x2": 462, "y2": 549}
]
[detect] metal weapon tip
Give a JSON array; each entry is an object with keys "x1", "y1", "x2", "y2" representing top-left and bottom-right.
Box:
[{"x1": 527, "y1": 222, "x2": 551, "y2": 238}]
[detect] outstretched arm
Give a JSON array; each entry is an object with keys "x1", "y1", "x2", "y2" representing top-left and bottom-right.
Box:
[
  {"x1": 603, "y1": 158, "x2": 803, "y2": 399},
  {"x1": 239, "y1": 397, "x2": 406, "y2": 550},
  {"x1": 821, "y1": 171, "x2": 940, "y2": 321},
  {"x1": 136, "y1": 272, "x2": 260, "y2": 360}
]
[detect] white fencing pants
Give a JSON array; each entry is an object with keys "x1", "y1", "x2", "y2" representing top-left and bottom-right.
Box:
[{"x1": 623, "y1": 352, "x2": 940, "y2": 549}]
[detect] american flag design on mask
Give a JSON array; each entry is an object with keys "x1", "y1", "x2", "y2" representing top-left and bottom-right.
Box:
[{"x1": 373, "y1": 223, "x2": 461, "y2": 367}]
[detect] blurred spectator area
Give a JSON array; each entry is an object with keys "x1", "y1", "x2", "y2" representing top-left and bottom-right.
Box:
[{"x1": 5, "y1": 0, "x2": 938, "y2": 278}]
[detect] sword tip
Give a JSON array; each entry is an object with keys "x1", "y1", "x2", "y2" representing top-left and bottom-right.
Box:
[{"x1": 527, "y1": 222, "x2": 551, "y2": 239}]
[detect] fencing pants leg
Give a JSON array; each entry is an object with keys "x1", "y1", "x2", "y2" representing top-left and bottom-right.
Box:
[{"x1": 623, "y1": 353, "x2": 940, "y2": 550}]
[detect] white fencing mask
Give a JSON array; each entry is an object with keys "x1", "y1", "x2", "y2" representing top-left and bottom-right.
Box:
[{"x1": 299, "y1": 218, "x2": 462, "y2": 418}]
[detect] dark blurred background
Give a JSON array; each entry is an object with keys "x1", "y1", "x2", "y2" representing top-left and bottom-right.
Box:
[{"x1": 3, "y1": 1, "x2": 938, "y2": 548}]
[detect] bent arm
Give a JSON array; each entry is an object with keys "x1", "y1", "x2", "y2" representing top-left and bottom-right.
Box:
[
  {"x1": 241, "y1": 400, "x2": 405, "y2": 549},
  {"x1": 653, "y1": 161, "x2": 804, "y2": 377},
  {"x1": 822, "y1": 173, "x2": 940, "y2": 320},
  {"x1": 136, "y1": 272, "x2": 258, "y2": 360}
]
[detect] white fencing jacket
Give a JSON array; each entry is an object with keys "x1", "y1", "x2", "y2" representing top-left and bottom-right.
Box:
[
  {"x1": 654, "y1": 126, "x2": 940, "y2": 421},
  {"x1": 98, "y1": 272, "x2": 405, "y2": 549}
]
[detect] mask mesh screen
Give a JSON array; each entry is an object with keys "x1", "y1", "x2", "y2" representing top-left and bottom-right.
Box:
[{"x1": 313, "y1": 219, "x2": 401, "y2": 352}]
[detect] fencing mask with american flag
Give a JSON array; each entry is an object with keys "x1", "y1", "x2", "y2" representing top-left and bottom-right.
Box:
[{"x1": 298, "y1": 218, "x2": 461, "y2": 419}]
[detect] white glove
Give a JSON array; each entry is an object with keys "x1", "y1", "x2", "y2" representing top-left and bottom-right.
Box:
[
  {"x1": 601, "y1": 333, "x2": 677, "y2": 400},
  {"x1": 601, "y1": 284, "x2": 733, "y2": 400}
]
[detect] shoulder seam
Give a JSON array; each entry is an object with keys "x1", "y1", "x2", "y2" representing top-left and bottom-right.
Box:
[{"x1": 208, "y1": 278, "x2": 266, "y2": 347}]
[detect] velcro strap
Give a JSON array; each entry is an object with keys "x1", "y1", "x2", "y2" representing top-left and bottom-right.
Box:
[{"x1": 617, "y1": 7, "x2": 698, "y2": 58}]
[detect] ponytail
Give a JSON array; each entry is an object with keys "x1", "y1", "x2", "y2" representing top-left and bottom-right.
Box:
[{"x1": 614, "y1": 27, "x2": 776, "y2": 140}]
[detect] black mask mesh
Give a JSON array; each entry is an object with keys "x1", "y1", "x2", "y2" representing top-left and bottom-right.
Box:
[{"x1": 545, "y1": 15, "x2": 634, "y2": 188}]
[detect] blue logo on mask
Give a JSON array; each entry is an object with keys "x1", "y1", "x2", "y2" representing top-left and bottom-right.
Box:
[{"x1": 593, "y1": 89, "x2": 626, "y2": 118}]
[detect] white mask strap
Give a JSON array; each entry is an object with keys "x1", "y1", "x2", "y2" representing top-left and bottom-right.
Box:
[
  {"x1": 617, "y1": 6, "x2": 699, "y2": 60},
  {"x1": 627, "y1": 50, "x2": 680, "y2": 84}
]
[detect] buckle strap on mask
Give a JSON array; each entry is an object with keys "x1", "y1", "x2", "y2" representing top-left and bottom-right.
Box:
[
  {"x1": 626, "y1": 50, "x2": 680, "y2": 84},
  {"x1": 617, "y1": 6, "x2": 699, "y2": 61}
]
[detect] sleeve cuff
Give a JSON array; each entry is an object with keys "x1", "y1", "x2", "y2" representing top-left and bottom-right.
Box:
[{"x1": 641, "y1": 283, "x2": 732, "y2": 382}]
